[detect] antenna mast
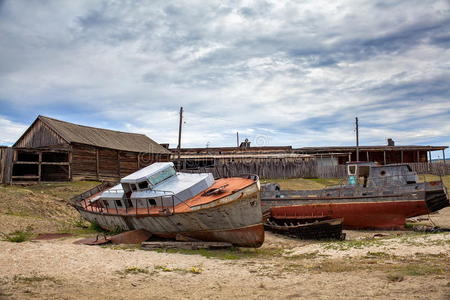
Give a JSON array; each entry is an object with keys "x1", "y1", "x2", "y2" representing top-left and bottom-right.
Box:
[{"x1": 177, "y1": 107, "x2": 183, "y2": 167}]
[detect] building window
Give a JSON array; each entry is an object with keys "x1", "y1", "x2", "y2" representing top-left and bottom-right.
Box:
[{"x1": 348, "y1": 165, "x2": 357, "y2": 175}]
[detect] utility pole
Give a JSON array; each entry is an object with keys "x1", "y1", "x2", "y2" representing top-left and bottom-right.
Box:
[
  {"x1": 177, "y1": 107, "x2": 183, "y2": 168},
  {"x1": 355, "y1": 117, "x2": 359, "y2": 162},
  {"x1": 236, "y1": 132, "x2": 239, "y2": 147}
]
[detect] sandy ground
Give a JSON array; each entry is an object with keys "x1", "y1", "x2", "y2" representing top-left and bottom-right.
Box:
[{"x1": 1, "y1": 226, "x2": 449, "y2": 299}]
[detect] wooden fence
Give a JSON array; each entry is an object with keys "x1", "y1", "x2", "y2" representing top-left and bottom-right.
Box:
[
  {"x1": 407, "y1": 162, "x2": 450, "y2": 176},
  {"x1": 182, "y1": 161, "x2": 450, "y2": 179}
]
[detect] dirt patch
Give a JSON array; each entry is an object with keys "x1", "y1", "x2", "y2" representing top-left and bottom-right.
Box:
[{"x1": 33, "y1": 233, "x2": 73, "y2": 240}]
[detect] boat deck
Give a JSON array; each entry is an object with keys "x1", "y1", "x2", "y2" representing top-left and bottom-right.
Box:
[{"x1": 80, "y1": 177, "x2": 255, "y2": 216}]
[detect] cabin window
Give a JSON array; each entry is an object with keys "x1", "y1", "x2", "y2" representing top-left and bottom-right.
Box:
[
  {"x1": 148, "y1": 199, "x2": 156, "y2": 206},
  {"x1": 131, "y1": 184, "x2": 137, "y2": 191},
  {"x1": 102, "y1": 200, "x2": 109, "y2": 207},
  {"x1": 348, "y1": 165, "x2": 357, "y2": 175},
  {"x1": 115, "y1": 200, "x2": 123, "y2": 207},
  {"x1": 380, "y1": 170, "x2": 386, "y2": 176},
  {"x1": 138, "y1": 181, "x2": 149, "y2": 189},
  {"x1": 148, "y1": 167, "x2": 176, "y2": 186}
]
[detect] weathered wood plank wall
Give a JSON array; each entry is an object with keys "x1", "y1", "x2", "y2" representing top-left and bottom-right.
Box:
[
  {"x1": 71, "y1": 144, "x2": 171, "y2": 181},
  {"x1": 0, "y1": 147, "x2": 14, "y2": 184},
  {"x1": 71, "y1": 145, "x2": 98, "y2": 180},
  {"x1": 182, "y1": 160, "x2": 449, "y2": 179},
  {"x1": 14, "y1": 119, "x2": 67, "y2": 149}
]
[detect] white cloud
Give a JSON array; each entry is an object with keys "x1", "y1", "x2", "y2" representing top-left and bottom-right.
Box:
[
  {"x1": 0, "y1": 0, "x2": 448, "y2": 151},
  {"x1": 0, "y1": 116, "x2": 27, "y2": 145}
]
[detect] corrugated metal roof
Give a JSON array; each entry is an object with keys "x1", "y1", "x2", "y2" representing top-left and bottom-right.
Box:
[{"x1": 38, "y1": 116, "x2": 171, "y2": 154}]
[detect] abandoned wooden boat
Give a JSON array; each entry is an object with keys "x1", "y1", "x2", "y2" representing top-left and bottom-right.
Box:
[
  {"x1": 71, "y1": 162, "x2": 264, "y2": 247},
  {"x1": 261, "y1": 163, "x2": 449, "y2": 229},
  {"x1": 265, "y1": 218, "x2": 344, "y2": 240}
]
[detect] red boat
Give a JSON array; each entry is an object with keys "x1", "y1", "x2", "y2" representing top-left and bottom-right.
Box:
[{"x1": 261, "y1": 163, "x2": 449, "y2": 229}]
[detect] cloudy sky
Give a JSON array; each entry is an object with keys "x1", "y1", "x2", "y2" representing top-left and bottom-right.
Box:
[{"x1": 0, "y1": 0, "x2": 449, "y2": 157}]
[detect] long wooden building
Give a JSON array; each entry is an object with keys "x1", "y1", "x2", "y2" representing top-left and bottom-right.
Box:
[{"x1": 2, "y1": 116, "x2": 171, "y2": 183}]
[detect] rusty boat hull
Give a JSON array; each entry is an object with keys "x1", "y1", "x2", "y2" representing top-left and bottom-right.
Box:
[
  {"x1": 262, "y1": 181, "x2": 449, "y2": 230},
  {"x1": 74, "y1": 179, "x2": 264, "y2": 247}
]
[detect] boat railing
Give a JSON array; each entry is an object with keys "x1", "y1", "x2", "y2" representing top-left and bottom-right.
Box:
[
  {"x1": 70, "y1": 181, "x2": 117, "y2": 207},
  {"x1": 266, "y1": 173, "x2": 442, "y2": 199},
  {"x1": 79, "y1": 186, "x2": 193, "y2": 216}
]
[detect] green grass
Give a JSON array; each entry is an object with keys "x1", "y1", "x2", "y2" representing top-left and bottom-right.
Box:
[
  {"x1": 323, "y1": 238, "x2": 386, "y2": 251},
  {"x1": 1, "y1": 226, "x2": 34, "y2": 243},
  {"x1": 365, "y1": 251, "x2": 391, "y2": 258},
  {"x1": 13, "y1": 274, "x2": 60, "y2": 284},
  {"x1": 102, "y1": 244, "x2": 141, "y2": 251},
  {"x1": 154, "y1": 265, "x2": 203, "y2": 274},
  {"x1": 120, "y1": 266, "x2": 150, "y2": 275},
  {"x1": 283, "y1": 251, "x2": 329, "y2": 260},
  {"x1": 386, "y1": 274, "x2": 404, "y2": 282},
  {"x1": 390, "y1": 263, "x2": 447, "y2": 277},
  {"x1": 155, "y1": 247, "x2": 285, "y2": 260}
]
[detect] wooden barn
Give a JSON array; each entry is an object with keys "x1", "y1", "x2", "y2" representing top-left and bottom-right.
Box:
[{"x1": 4, "y1": 116, "x2": 171, "y2": 183}]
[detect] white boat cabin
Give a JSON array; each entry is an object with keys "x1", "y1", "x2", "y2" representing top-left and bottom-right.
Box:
[{"x1": 91, "y1": 162, "x2": 214, "y2": 209}]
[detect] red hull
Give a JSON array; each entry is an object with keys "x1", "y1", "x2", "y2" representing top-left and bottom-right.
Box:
[{"x1": 270, "y1": 200, "x2": 429, "y2": 229}]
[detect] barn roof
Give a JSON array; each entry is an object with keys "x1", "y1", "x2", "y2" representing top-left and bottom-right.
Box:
[{"x1": 15, "y1": 116, "x2": 171, "y2": 154}]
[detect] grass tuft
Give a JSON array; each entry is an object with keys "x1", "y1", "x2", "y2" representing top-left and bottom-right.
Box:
[
  {"x1": 155, "y1": 247, "x2": 284, "y2": 260},
  {"x1": 117, "y1": 266, "x2": 150, "y2": 276},
  {"x1": 1, "y1": 226, "x2": 34, "y2": 243},
  {"x1": 386, "y1": 274, "x2": 404, "y2": 282},
  {"x1": 13, "y1": 274, "x2": 60, "y2": 284},
  {"x1": 154, "y1": 265, "x2": 203, "y2": 274}
]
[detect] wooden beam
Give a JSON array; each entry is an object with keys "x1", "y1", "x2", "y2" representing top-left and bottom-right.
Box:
[
  {"x1": 443, "y1": 150, "x2": 446, "y2": 163},
  {"x1": 14, "y1": 161, "x2": 70, "y2": 165},
  {"x1": 366, "y1": 151, "x2": 369, "y2": 162},
  {"x1": 117, "y1": 150, "x2": 121, "y2": 178},
  {"x1": 68, "y1": 148, "x2": 72, "y2": 181},
  {"x1": 38, "y1": 152, "x2": 42, "y2": 183},
  {"x1": 417, "y1": 150, "x2": 420, "y2": 163},
  {"x1": 96, "y1": 148, "x2": 99, "y2": 181},
  {"x1": 12, "y1": 175, "x2": 40, "y2": 179},
  {"x1": 401, "y1": 150, "x2": 404, "y2": 163},
  {"x1": 383, "y1": 150, "x2": 386, "y2": 165}
]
